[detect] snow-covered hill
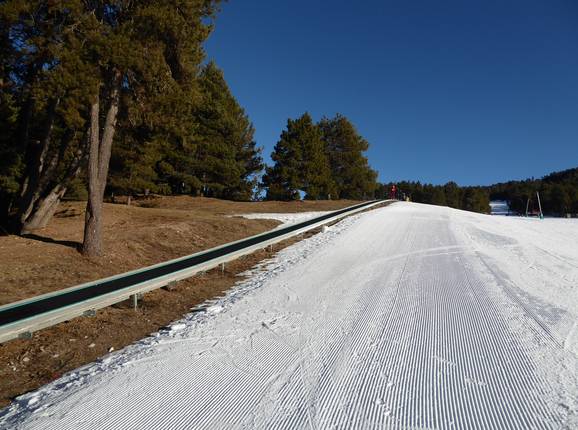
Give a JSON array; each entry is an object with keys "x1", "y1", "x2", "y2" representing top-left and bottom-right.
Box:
[{"x1": 2, "y1": 202, "x2": 577, "y2": 429}]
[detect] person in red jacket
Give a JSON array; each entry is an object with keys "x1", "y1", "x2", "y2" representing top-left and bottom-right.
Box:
[{"x1": 390, "y1": 184, "x2": 397, "y2": 200}]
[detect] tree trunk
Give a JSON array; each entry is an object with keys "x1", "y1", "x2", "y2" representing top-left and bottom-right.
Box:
[
  {"x1": 17, "y1": 141, "x2": 84, "y2": 234},
  {"x1": 14, "y1": 99, "x2": 86, "y2": 234},
  {"x1": 82, "y1": 76, "x2": 121, "y2": 257},
  {"x1": 16, "y1": 99, "x2": 59, "y2": 228},
  {"x1": 82, "y1": 97, "x2": 101, "y2": 256},
  {"x1": 20, "y1": 185, "x2": 67, "y2": 233}
]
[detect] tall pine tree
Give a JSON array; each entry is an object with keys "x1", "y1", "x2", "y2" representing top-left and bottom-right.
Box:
[
  {"x1": 189, "y1": 62, "x2": 262, "y2": 200},
  {"x1": 262, "y1": 115, "x2": 306, "y2": 200},
  {"x1": 0, "y1": 1, "x2": 222, "y2": 255},
  {"x1": 299, "y1": 115, "x2": 334, "y2": 200},
  {"x1": 263, "y1": 113, "x2": 333, "y2": 200},
  {"x1": 111, "y1": 61, "x2": 263, "y2": 202},
  {"x1": 318, "y1": 114, "x2": 377, "y2": 199}
]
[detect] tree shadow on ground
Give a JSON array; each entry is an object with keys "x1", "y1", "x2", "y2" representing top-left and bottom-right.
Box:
[{"x1": 21, "y1": 233, "x2": 80, "y2": 250}]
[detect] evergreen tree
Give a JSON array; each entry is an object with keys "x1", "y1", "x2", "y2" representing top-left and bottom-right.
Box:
[
  {"x1": 262, "y1": 112, "x2": 334, "y2": 201},
  {"x1": 407, "y1": 181, "x2": 425, "y2": 202},
  {"x1": 0, "y1": 1, "x2": 95, "y2": 232},
  {"x1": 318, "y1": 114, "x2": 377, "y2": 199},
  {"x1": 0, "y1": 85, "x2": 20, "y2": 222},
  {"x1": 0, "y1": 1, "x2": 222, "y2": 255},
  {"x1": 443, "y1": 181, "x2": 462, "y2": 208},
  {"x1": 107, "y1": 125, "x2": 163, "y2": 203},
  {"x1": 120, "y1": 61, "x2": 263, "y2": 202},
  {"x1": 299, "y1": 116, "x2": 334, "y2": 200},
  {"x1": 547, "y1": 184, "x2": 571, "y2": 215},
  {"x1": 189, "y1": 62, "x2": 262, "y2": 200},
  {"x1": 262, "y1": 114, "x2": 309, "y2": 200},
  {"x1": 462, "y1": 187, "x2": 490, "y2": 213},
  {"x1": 431, "y1": 187, "x2": 447, "y2": 206}
]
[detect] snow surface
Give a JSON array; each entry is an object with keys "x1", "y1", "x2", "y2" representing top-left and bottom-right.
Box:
[
  {"x1": 2, "y1": 202, "x2": 577, "y2": 429},
  {"x1": 233, "y1": 211, "x2": 333, "y2": 227}
]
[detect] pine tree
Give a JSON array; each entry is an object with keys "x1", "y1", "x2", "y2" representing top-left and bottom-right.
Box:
[
  {"x1": 431, "y1": 187, "x2": 447, "y2": 206},
  {"x1": 0, "y1": 1, "x2": 222, "y2": 255},
  {"x1": 443, "y1": 182, "x2": 462, "y2": 208},
  {"x1": 193, "y1": 62, "x2": 262, "y2": 200},
  {"x1": 262, "y1": 115, "x2": 306, "y2": 201},
  {"x1": 0, "y1": 83, "x2": 21, "y2": 222},
  {"x1": 154, "y1": 62, "x2": 262, "y2": 200},
  {"x1": 462, "y1": 187, "x2": 490, "y2": 213},
  {"x1": 547, "y1": 184, "x2": 571, "y2": 215},
  {"x1": 299, "y1": 115, "x2": 334, "y2": 200},
  {"x1": 0, "y1": 1, "x2": 96, "y2": 233},
  {"x1": 318, "y1": 114, "x2": 377, "y2": 199},
  {"x1": 108, "y1": 125, "x2": 163, "y2": 203},
  {"x1": 262, "y1": 113, "x2": 334, "y2": 200},
  {"x1": 0, "y1": 18, "x2": 21, "y2": 222}
]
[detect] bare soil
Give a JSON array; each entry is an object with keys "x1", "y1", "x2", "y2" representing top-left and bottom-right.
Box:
[{"x1": 0, "y1": 196, "x2": 360, "y2": 407}]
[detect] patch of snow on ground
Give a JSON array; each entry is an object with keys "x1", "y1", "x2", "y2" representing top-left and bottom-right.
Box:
[{"x1": 233, "y1": 211, "x2": 333, "y2": 227}]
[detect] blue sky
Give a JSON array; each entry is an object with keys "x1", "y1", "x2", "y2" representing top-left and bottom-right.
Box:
[{"x1": 204, "y1": 0, "x2": 578, "y2": 185}]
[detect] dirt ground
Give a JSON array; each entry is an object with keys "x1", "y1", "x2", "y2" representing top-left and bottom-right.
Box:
[{"x1": 0, "y1": 196, "x2": 360, "y2": 407}]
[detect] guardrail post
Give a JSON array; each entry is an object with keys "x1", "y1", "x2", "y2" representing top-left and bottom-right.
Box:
[
  {"x1": 131, "y1": 294, "x2": 138, "y2": 310},
  {"x1": 220, "y1": 263, "x2": 225, "y2": 275},
  {"x1": 163, "y1": 281, "x2": 177, "y2": 292},
  {"x1": 18, "y1": 331, "x2": 32, "y2": 340}
]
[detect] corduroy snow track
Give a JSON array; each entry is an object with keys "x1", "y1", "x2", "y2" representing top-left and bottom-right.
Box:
[{"x1": 1, "y1": 202, "x2": 577, "y2": 429}]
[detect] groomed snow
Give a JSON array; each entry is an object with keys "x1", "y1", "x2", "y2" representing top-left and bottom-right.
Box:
[{"x1": 1, "y1": 202, "x2": 577, "y2": 429}]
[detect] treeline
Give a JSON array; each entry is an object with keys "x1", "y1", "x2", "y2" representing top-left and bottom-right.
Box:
[
  {"x1": 486, "y1": 167, "x2": 578, "y2": 215},
  {"x1": 263, "y1": 113, "x2": 377, "y2": 200},
  {"x1": 376, "y1": 182, "x2": 491, "y2": 214},
  {"x1": 375, "y1": 166, "x2": 578, "y2": 216}
]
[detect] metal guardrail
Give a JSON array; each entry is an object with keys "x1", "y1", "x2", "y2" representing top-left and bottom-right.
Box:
[{"x1": 0, "y1": 200, "x2": 387, "y2": 343}]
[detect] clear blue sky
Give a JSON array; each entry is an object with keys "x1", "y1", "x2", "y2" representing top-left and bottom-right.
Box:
[{"x1": 204, "y1": 0, "x2": 578, "y2": 186}]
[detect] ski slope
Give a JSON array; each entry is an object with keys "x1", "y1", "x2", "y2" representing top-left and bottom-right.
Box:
[{"x1": 2, "y1": 202, "x2": 577, "y2": 429}]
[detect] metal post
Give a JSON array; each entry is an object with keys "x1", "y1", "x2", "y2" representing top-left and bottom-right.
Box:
[
  {"x1": 220, "y1": 263, "x2": 225, "y2": 275},
  {"x1": 131, "y1": 294, "x2": 138, "y2": 310},
  {"x1": 536, "y1": 191, "x2": 543, "y2": 219},
  {"x1": 163, "y1": 281, "x2": 177, "y2": 292}
]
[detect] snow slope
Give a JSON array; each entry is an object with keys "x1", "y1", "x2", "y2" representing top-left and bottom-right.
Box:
[{"x1": 2, "y1": 202, "x2": 577, "y2": 429}]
